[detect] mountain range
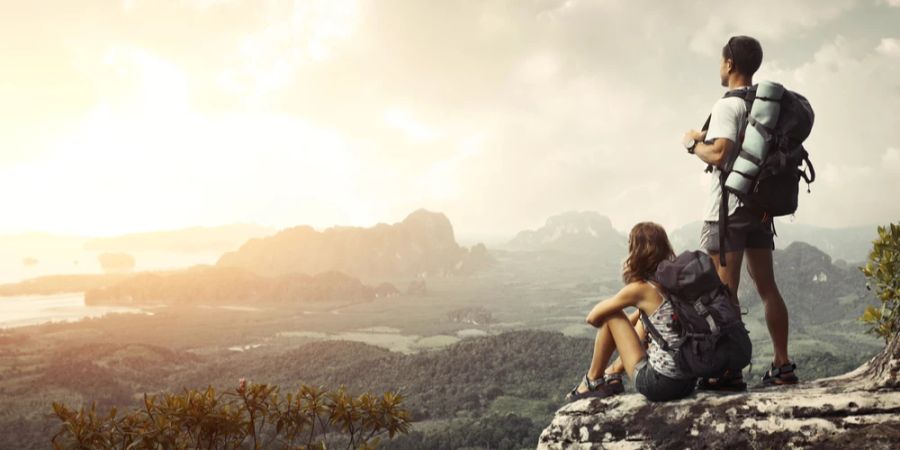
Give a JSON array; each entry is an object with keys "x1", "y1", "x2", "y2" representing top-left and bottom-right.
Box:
[
  {"x1": 504, "y1": 211, "x2": 626, "y2": 256},
  {"x1": 738, "y1": 240, "x2": 875, "y2": 331},
  {"x1": 217, "y1": 209, "x2": 491, "y2": 279},
  {"x1": 668, "y1": 220, "x2": 877, "y2": 263}
]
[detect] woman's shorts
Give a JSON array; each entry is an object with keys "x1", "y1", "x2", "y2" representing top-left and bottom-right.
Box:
[{"x1": 634, "y1": 358, "x2": 696, "y2": 402}]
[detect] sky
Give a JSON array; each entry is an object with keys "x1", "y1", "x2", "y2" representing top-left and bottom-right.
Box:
[{"x1": 1, "y1": 0, "x2": 898, "y2": 239}]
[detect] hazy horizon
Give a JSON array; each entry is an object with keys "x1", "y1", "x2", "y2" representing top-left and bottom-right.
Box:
[
  {"x1": 0, "y1": 209, "x2": 884, "y2": 245},
  {"x1": 2, "y1": 0, "x2": 898, "y2": 239}
]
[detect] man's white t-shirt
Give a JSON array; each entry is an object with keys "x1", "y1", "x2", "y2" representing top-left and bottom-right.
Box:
[{"x1": 704, "y1": 91, "x2": 748, "y2": 222}]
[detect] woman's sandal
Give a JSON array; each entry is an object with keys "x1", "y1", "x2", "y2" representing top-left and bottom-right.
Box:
[
  {"x1": 566, "y1": 373, "x2": 625, "y2": 402},
  {"x1": 603, "y1": 372, "x2": 624, "y2": 387},
  {"x1": 698, "y1": 369, "x2": 747, "y2": 392}
]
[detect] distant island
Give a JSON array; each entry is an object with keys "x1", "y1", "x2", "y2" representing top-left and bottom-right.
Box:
[
  {"x1": 85, "y1": 266, "x2": 390, "y2": 306},
  {"x1": 97, "y1": 253, "x2": 135, "y2": 273},
  {"x1": 217, "y1": 209, "x2": 491, "y2": 279},
  {"x1": 0, "y1": 274, "x2": 134, "y2": 296}
]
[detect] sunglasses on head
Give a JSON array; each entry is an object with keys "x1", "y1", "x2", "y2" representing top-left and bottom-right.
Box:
[{"x1": 726, "y1": 37, "x2": 736, "y2": 66}]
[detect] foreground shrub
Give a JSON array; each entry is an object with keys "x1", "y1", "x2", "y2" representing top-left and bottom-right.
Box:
[
  {"x1": 860, "y1": 223, "x2": 900, "y2": 341},
  {"x1": 51, "y1": 381, "x2": 411, "y2": 450}
]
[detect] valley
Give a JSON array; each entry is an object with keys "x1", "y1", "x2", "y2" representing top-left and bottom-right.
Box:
[{"x1": 0, "y1": 211, "x2": 885, "y2": 449}]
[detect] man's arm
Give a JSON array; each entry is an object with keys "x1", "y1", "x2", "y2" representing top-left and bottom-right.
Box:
[
  {"x1": 689, "y1": 131, "x2": 734, "y2": 169},
  {"x1": 684, "y1": 98, "x2": 741, "y2": 169}
]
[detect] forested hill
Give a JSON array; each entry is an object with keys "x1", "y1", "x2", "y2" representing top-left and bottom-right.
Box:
[
  {"x1": 176, "y1": 330, "x2": 591, "y2": 420},
  {"x1": 4, "y1": 330, "x2": 592, "y2": 449},
  {"x1": 217, "y1": 209, "x2": 491, "y2": 279},
  {"x1": 740, "y1": 241, "x2": 875, "y2": 330},
  {"x1": 4, "y1": 328, "x2": 881, "y2": 449}
]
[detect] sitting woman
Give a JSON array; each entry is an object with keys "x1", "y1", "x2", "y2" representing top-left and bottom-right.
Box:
[{"x1": 567, "y1": 222, "x2": 696, "y2": 402}]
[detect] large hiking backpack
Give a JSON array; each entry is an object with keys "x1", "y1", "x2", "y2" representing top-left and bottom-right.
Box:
[
  {"x1": 640, "y1": 250, "x2": 752, "y2": 378},
  {"x1": 703, "y1": 82, "x2": 816, "y2": 265}
]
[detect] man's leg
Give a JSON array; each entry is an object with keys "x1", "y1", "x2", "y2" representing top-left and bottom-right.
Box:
[
  {"x1": 709, "y1": 250, "x2": 744, "y2": 306},
  {"x1": 745, "y1": 248, "x2": 791, "y2": 367},
  {"x1": 700, "y1": 220, "x2": 745, "y2": 305}
]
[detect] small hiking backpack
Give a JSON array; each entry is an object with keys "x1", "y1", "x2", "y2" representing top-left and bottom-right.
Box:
[
  {"x1": 640, "y1": 250, "x2": 752, "y2": 378},
  {"x1": 703, "y1": 82, "x2": 816, "y2": 265}
]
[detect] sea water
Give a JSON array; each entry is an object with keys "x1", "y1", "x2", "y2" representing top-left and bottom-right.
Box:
[{"x1": 0, "y1": 293, "x2": 146, "y2": 329}]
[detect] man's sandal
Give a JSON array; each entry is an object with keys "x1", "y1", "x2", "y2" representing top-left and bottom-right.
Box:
[{"x1": 761, "y1": 362, "x2": 799, "y2": 386}]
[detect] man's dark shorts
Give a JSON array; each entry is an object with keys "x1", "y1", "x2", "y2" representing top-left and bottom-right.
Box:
[
  {"x1": 700, "y1": 207, "x2": 775, "y2": 254},
  {"x1": 634, "y1": 358, "x2": 696, "y2": 402}
]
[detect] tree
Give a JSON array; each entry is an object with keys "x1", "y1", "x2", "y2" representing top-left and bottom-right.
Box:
[
  {"x1": 51, "y1": 381, "x2": 411, "y2": 450},
  {"x1": 860, "y1": 223, "x2": 900, "y2": 387}
]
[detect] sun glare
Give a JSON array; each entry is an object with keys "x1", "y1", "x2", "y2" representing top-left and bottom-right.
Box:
[{"x1": 2, "y1": 40, "x2": 369, "y2": 236}]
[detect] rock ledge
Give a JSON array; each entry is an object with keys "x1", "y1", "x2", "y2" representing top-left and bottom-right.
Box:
[{"x1": 537, "y1": 366, "x2": 900, "y2": 449}]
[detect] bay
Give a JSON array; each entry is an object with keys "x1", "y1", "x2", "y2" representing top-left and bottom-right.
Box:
[{"x1": 0, "y1": 293, "x2": 146, "y2": 329}]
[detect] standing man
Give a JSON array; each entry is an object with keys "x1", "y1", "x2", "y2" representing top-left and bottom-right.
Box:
[{"x1": 682, "y1": 36, "x2": 798, "y2": 387}]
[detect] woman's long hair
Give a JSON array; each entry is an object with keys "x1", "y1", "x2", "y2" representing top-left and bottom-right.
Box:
[{"x1": 622, "y1": 222, "x2": 675, "y2": 284}]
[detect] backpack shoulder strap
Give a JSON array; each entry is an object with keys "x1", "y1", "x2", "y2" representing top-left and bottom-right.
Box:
[
  {"x1": 703, "y1": 87, "x2": 754, "y2": 172},
  {"x1": 723, "y1": 86, "x2": 756, "y2": 105},
  {"x1": 639, "y1": 312, "x2": 669, "y2": 351},
  {"x1": 639, "y1": 281, "x2": 670, "y2": 350},
  {"x1": 718, "y1": 172, "x2": 729, "y2": 266},
  {"x1": 714, "y1": 86, "x2": 756, "y2": 265}
]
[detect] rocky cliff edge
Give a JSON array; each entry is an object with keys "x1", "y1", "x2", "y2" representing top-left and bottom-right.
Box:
[{"x1": 538, "y1": 341, "x2": 900, "y2": 449}]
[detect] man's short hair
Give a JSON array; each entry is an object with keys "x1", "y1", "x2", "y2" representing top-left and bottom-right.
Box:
[{"x1": 723, "y1": 36, "x2": 763, "y2": 76}]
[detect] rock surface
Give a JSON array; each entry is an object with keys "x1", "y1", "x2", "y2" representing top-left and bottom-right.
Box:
[{"x1": 537, "y1": 364, "x2": 900, "y2": 449}]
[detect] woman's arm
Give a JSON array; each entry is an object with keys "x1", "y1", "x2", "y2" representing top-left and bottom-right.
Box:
[{"x1": 585, "y1": 282, "x2": 644, "y2": 327}]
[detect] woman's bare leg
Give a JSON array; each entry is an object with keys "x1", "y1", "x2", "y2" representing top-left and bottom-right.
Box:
[
  {"x1": 586, "y1": 321, "x2": 618, "y2": 382},
  {"x1": 605, "y1": 310, "x2": 642, "y2": 376},
  {"x1": 604, "y1": 310, "x2": 647, "y2": 379},
  {"x1": 578, "y1": 310, "x2": 646, "y2": 393}
]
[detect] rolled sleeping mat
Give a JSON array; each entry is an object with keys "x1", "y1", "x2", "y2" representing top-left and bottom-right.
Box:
[
  {"x1": 729, "y1": 158, "x2": 759, "y2": 179},
  {"x1": 726, "y1": 158, "x2": 758, "y2": 194},
  {"x1": 725, "y1": 126, "x2": 767, "y2": 194},
  {"x1": 725, "y1": 81, "x2": 785, "y2": 195},
  {"x1": 740, "y1": 126, "x2": 768, "y2": 163},
  {"x1": 751, "y1": 81, "x2": 784, "y2": 126}
]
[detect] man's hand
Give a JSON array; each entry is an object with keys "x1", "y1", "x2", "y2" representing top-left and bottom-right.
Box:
[{"x1": 682, "y1": 129, "x2": 707, "y2": 148}]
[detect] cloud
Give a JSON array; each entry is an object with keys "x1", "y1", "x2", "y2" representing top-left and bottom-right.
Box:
[
  {"x1": 755, "y1": 35, "x2": 900, "y2": 226},
  {"x1": 2, "y1": 0, "x2": 898, "y2": 236},
  {"x1": 220, "y1": 0, "x2": 361, "y2": 102},
  {"x1": 689, "y1": 0, "x2": 858, "y2": 56},
  {"x1": 876, "y1": 38, "x2": 900, "y2": 56},
  {"x1": 884, "y1": 148, "x2": 900, "y2": 172}
]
